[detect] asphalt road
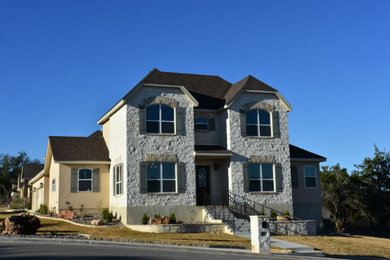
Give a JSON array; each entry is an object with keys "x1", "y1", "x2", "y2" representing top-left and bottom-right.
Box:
[{"x1": 0, "y1": 239, "x2": 331, "y2": 260}]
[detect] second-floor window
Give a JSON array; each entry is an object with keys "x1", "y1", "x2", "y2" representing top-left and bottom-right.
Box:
[
  {"x1": 246, "y1": 109, "x2": 271, "y2": 137},
  {"x1": 146, "y1": 104, "x2": 175, "y2": 134},
  {"x1": 195, "y1": 118, "x2": 209, "y2": 131}
]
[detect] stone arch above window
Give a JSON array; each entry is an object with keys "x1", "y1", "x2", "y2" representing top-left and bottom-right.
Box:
[
  {"x1": 241, "y1": 101, "x2": 274, "y2": 113},
  {"x1": 141, "y1": 96, "x2": 178, "y2": 108}
]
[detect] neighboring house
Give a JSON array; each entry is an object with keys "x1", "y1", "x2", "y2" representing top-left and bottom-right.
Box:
[
  {"x1": 17, "y1": 164, "x2": 44, "y2": 204},
  {"x1": 30, "y1": 69, "x2": 326, "y2": 227},
  {"x1": 29, "y1": 131, "x2": 110, "y2": 213}
]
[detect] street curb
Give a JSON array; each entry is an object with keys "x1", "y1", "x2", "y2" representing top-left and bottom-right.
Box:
[{"x1": 0, "y1": 236, "x2": 329, "y2": 259}]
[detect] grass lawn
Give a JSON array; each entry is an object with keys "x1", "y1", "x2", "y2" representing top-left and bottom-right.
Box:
[
  {"x1": 273, "y1": 235, "x2": 390, "y2": 259},
  {"x1": 1, "y1": 213, "x2": 251, "y2": 249}
]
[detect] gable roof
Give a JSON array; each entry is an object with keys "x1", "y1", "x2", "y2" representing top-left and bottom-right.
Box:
[
  {"x1": 98, "y1": 68, "x2": 291, "y2": 123},
  {"x1": 49, "y1": 131, "x2": 110, "y2": 162},
  {"x1": 289, "y1": 144, "x2": 326, "y2": 161},
  {"x1": 224, "y1": 75, "x2": 277, "y2": 104},
  {"x1": 21, "y1": 164, "x2": 44, "y2": 180}
]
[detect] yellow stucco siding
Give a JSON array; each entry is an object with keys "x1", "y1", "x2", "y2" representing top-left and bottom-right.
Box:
[
  {"x1": 31, "y1": 176, "x2": 49, "y2": 212},
  {"x1": 48, "y1": 157, "x2": 60, "y2": 213},
  {"x1": 58, "y1": 163, "x2": 110, "y2": 212},
  {"x1": 102, "y1": 120, "x2": 110, "y2": 148}
]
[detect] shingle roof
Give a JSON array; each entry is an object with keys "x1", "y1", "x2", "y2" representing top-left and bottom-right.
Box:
[
  {"x1": 289, "y1": 144, "x2": 326, "y2": 161},
  {"x1": 49, "y1": 131, "x2": 110, "y2": 162},
  {"x1": 224, "y1": 75, "x2": 277, "y2": 104},
  {"x1": 21, "y1": 164, "x2": 44, "y2": 180}
]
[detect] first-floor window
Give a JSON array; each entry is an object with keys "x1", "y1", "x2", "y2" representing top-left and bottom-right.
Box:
[
  {"x1": 78, "y1": 168, "x2": 92, "y2": 192},
  {"x1": 304, "y1": 165, "x2": 317, "y2": 188},
  {"x1": 249, "y1": 163, "x2": 274, "y2": 192},
  {"x1": 52, "y1": 178, "x2": 56, "y2": 192},
  {"x1": 147, "y1": 162, "x2": 176, "y2": 193},
  {"x1": 114, "y1": 164, "x2": 123, "y2": 195}
]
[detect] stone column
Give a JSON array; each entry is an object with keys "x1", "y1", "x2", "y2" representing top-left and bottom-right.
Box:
[{"x1": 250, "y1": 215, "x2": 270, "y2": 254}]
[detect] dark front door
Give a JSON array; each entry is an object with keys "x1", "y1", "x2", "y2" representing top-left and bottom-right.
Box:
[{"x1": 196, "y1": 166, "x2": 210, "y2": 205}]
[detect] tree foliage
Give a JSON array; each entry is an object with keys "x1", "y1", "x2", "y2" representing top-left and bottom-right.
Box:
[
  {"x1": 321, "y1": 146, "x2": 390, "y2": 233},
  {"x1": 0, "y1": 152, "x2": 40, "y2": 201}
]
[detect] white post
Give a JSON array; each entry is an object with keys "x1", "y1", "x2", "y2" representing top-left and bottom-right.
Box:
[{"x1": 250, "y1": 215, "x2": 270, "y2": 254}]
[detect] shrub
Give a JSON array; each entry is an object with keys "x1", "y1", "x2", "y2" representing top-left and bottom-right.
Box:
[
  {"x1": 142, "y1": 213, "x2": 149, "y2": 225},
  {"x1": 259, "y1": 209, "x2": 265, "y2": 215},
  {"x1": 102, "y1": 208, "x2": 113, "y2": 222},
  {"x1": 153, "y1": 214, "x2": 160, "y2": 218},
  {"x1": 169, "y1": 213, "x2": 176, "y2": 224},
  {"x1": 282, "y1": 210, "x2": 290, "y2": 217},
  {"x1": 270, "y1": 210, "x2": 277, "y2": 221},
  {"x1": 79, "y1": 204, "x2": 85, "y2": 220},
  {"x1": 68, "y1": 205, "x2": 73, "y2": 211},
  {"x1": 39, "y1": 204, "x2": 48, "y2": 215}
]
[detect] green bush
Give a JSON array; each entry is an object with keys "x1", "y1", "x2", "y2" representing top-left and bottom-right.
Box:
[
  {"x1": 102, "y1": 208, "x2": 113, "y2": 222},
  {"x1": 270, "y1": 210, "x2": 277, "y2": 221},
  {"x1": 282, "y1": 210, "x2": 290, "y2": 216},
  {"x1": 169, "y1": 213, "x2": 176, "y2": 224},
  {"x1": 142, "y1": 213, "x2": 149, "y2": 225},
  {"x1": 153, "y1": 214, "x2": 160, "y2": 218},
  {"x1": 258, "y1": 209, "x2": 265, "y2": 215},
  {"x1": 39, "y1": 204, "x2": 48, "y2": 215}
]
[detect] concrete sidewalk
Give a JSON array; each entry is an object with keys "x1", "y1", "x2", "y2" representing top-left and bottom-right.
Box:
[{"x1": 271, "y1": 238, "x2": 324, "y2": 256}]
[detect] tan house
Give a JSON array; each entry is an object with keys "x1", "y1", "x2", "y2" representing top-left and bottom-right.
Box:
[
  {"x1": 16, "y1": 164, "x2": 44, "y2": 205},
  {"x1": 29, "y1": 131, "x2": 110, "y2": 213}
]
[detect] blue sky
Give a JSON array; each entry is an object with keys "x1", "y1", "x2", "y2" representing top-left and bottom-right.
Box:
[{"x1": 0, "y1": 0, "x2": 389, "y2": 172}]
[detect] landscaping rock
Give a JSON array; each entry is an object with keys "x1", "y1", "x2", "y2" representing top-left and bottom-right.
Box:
[
  {"x1": 150, "y1": 216, "x2": 171, "y2": 224},
  {"x1": 58, "y1": 210, "x2": 76, "y2": 220},
  {"x1": 2, "y1": 214, "x2": 40, "y2": 235},
  {"x1": 91, "y1": 219, "x2": 103, "y2": 226}
]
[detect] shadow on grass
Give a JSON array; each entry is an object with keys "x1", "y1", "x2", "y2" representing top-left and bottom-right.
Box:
[{"x1": 326, "y1": 254, "x2": 388, "y2": 260}]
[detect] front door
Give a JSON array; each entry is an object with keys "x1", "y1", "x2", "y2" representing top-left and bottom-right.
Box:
[{"x1": 196, "y1": 166, "x2": 210, "y2": 205}]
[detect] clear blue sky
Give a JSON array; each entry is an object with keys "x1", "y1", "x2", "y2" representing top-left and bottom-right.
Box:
[{"x1": 1, "y1": 0, "x2": 389, "y2": 172}]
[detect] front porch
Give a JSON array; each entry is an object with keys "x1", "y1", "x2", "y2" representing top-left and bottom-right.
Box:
[{"x1": 194, "y1": 145, "x2": 232, "y2": 206}]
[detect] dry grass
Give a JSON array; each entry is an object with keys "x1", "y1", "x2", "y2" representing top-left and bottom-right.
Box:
[
  {"x1": 1, "y1": 213, "x2": 251, "y2": 249},
  {"x1": 273, "y1": 235, "x2": 390, "y2": 259}
]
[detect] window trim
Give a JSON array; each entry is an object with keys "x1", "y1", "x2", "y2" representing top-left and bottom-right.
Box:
[
  {"x1": 246, "y1": 109, "x2": 272, "y2": 137},
  {"x1": 146, "y1": 162, "x2": 177, "y2": 194},
  {"x1": 113, "y1": 164, "x2": 123, "y2": 196},
  {"x1": 146, "y1": 104, "x2": 175, "y2": 134},
  {"x1": 78, "y1": 168, "x2": 93, "y2": 192},
  {"x1": 304, "y1": 165, "x2": 317, "y2": 189},
  {"x1": 194, "y1": 117, "x2": 209, "y2": 131},
  {"x1": 248, "y1": 163, "x2": 275, "y2": 192}
]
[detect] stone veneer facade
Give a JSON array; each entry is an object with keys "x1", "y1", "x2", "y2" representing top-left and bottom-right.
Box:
[
  {"x1": 108, "y1": 85, "x2": 294, "y2": 224},
  {"x1": 227, "y1": 92, "x2": 293, "y2": 213}
]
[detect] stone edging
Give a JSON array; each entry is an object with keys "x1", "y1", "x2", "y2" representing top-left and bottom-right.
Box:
[{"x1": 33, "y1": 214, "x2": 114, "y2": 228}]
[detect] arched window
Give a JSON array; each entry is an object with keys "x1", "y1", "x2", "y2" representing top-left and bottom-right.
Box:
[
  {"x1": 195, "y1": 118, "x2": 209, "y2": 131},
  {"x1": 78, "y1": 168, "x2": 92, "y2": 192},
  {"x1": 246, "y1": 109, "x2": 271, "y2": 137},
  {"x1": 146, "y1": 104, "x2": 175, "y2": 134}
]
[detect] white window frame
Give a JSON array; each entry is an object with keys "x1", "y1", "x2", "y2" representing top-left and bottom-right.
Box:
[
  {"x1": 248, "y1": 163, "x2": 275, "y2": 192},
  {"x1": 78, "y1": 168, "x2": 93, "y2": 192},
  {"x1": 246, "y1": 109, "x2": 272, "y2": 137},
  {"x1": 146, "y1": 162, "x2": 177, "y2": 194},
  {"x1": 146, "y1": 104, "x2": 175, "y2": 134},
  {"x1": 194, "y1": 118, "x2": 209, "y2": 131},
  {"x1": 304, "y1": 165, "x2": 317, "y2": 189},
  {"x1": 113, "y1": 164, "x2": 122, "y2": 196},
  {"x1": 52, "y1": 178, "x2": 56, "y2": 193}
]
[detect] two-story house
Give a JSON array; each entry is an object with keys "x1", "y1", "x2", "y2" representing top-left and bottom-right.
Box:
[{"x1": 30, "y1": 69, "x2": 325, "y2": 228}]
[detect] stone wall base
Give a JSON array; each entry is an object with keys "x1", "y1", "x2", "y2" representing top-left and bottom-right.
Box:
[
  {"x1": 127, "y1": 223, "x2": 227, "y2": 233},
  {"x1": 270, "y1": 220, "x2": 316, "y2": 235}
]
